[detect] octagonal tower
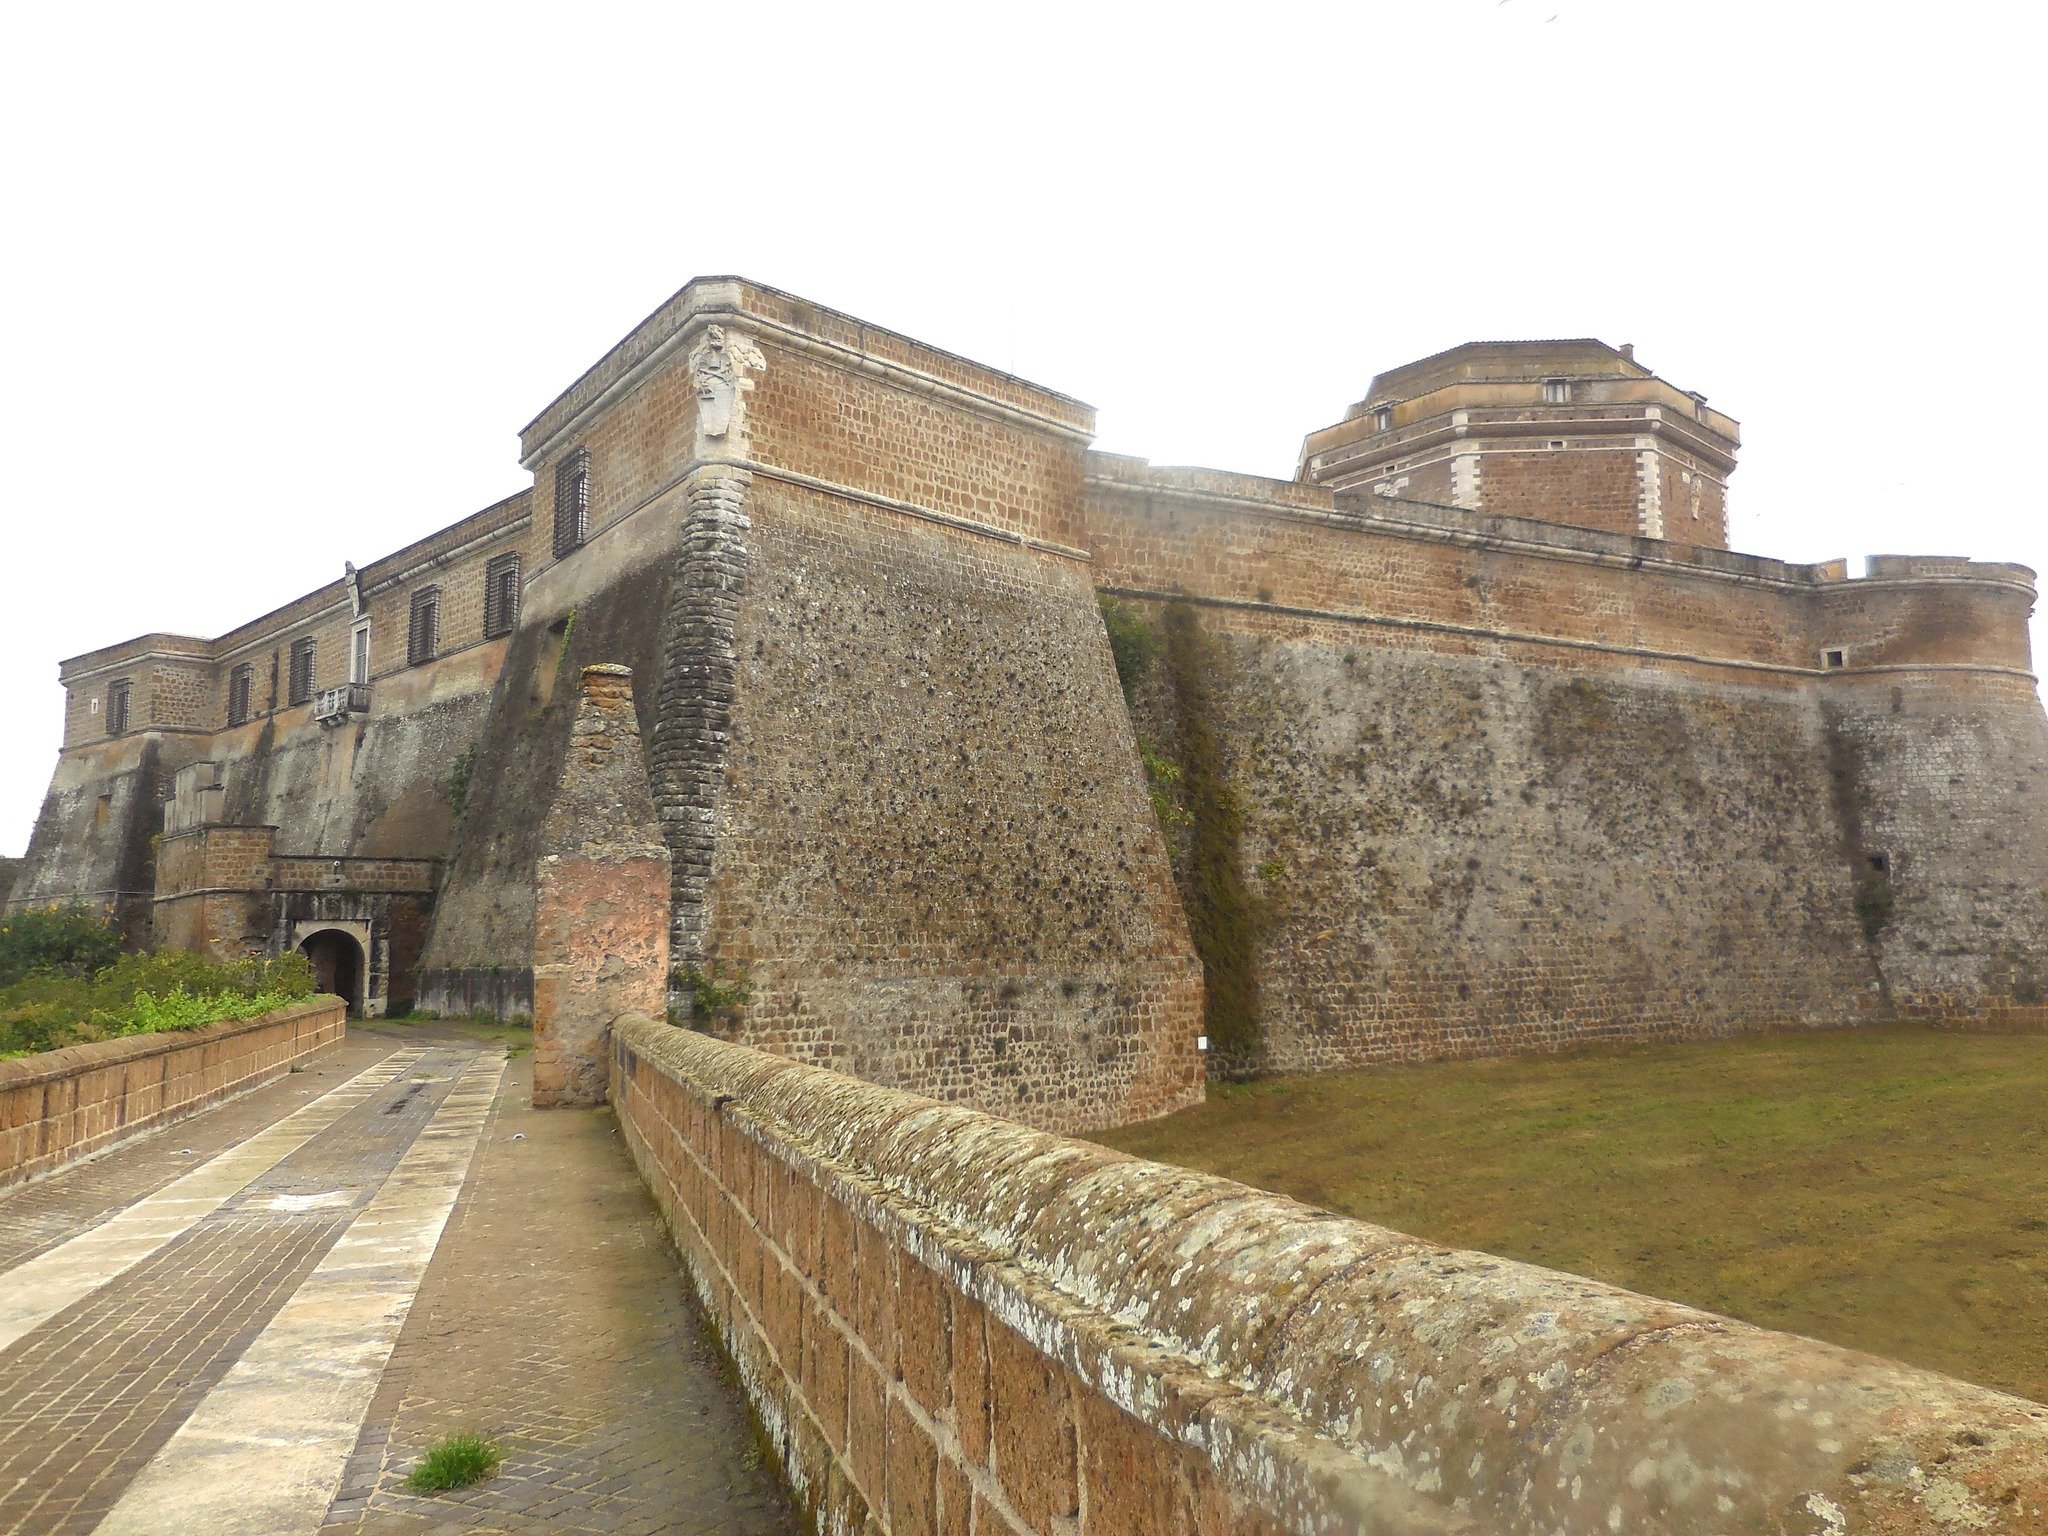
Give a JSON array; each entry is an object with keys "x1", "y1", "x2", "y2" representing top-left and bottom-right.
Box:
[{"x1": 1298, "y1": 339, "x2": 1741, "y2": 547}]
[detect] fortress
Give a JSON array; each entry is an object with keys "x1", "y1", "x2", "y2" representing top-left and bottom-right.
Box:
[{"x1": 14, "y1": 278, "x2": 2048, "y2": 1131}]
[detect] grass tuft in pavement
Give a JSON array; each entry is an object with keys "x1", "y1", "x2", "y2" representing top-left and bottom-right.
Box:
[{"x1": 405, "y1": 1433, "x2": 502, "y2": 1494}]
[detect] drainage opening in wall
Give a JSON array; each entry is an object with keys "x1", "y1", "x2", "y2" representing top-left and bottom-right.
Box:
[{"x1": 1867, "y1": 851, "x2": 1892, "y2": 878}]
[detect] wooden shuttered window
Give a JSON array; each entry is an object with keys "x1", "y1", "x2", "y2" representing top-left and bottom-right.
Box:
[
  {"x1": 408, "y1": 587, "x2": 440, "y2": 667},
  {"x1": 483, "y1": 554, "x2": 521, "y2": 639},
  {"x1": 106, "y1": 679, "x2": 131, "y2": 735},
  {"x1": 553, "y1": 449, "x2": 590, "y2": 557},
  {"x1": 287, "y1": 639, "x2": 316, "y2": 705},
  {"x1": 227, "y1": 664, "x2": 253, "y2": 726}
]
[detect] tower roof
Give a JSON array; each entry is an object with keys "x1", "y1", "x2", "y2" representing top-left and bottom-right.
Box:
[{"x1": 1353, "y1": 339, "x2": 1652, "y2": 415}]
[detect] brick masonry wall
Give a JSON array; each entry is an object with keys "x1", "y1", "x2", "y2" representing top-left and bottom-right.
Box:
[
  {"x1": 1829, "y1": 667, "x2": 2048, "y2": 1023},
  {"x1": 9, "y1": 733, "x2": 191, "y2": 946},
  {"x1": 432, "y1": 290, "x2": 1198, "y2": 1129},
  {"x1": 1123, "y1": 602, "x2": 1885, "y2": 1071},
  {"x1": 1084, "y1": 466, "x2": 1822, "y2": 671},
  {"x1": 17, "y1": 496, "x2": 530, "y2": 980},
  {"x1": 1471, "y1": 446, "x2": 1645, "y2": 536},
  {"x1": 689, "y1": 476, "x2": 1202, "y2": 1131},
  {"x1": 1089, "y1": 467, "x2": 2048, "y2": 1064},
  {"x1": 417, "y1": 553, "x2": 678, "y2": 1008},
  {"x1": 613, "y1": 1016, "x2": 2048, "y2": 1536},
  {"x1": 0, "y1": 997, "x2": 344, "y2": 1189},
  {"x1": 531, "y1": 665, "x2": 670, "y2": 1106}
]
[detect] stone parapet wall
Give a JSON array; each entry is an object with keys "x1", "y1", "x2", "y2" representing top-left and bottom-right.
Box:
[
  {"x1": 0, "y1": 997, "x2": 345, "y2": 1189},
  {"x1": 614, "y1": 1016, "x2": 2048, "y2": 1535}
]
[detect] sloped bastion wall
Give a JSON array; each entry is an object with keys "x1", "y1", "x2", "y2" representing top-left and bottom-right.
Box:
[
  {"x1": 613, "y1": 1014, "x2": 2048, "y2": 1536},
  {"x1": 418, "y1": 280, "x2": 1204, "y2": 1132}
]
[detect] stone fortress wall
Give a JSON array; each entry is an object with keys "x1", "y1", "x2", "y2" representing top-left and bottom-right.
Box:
[
  {"x1": 12, "y1": 277, "x2": 2047, "y2": 1123},
  {"x1": 1085, "y1": 456, "x2": 2048, "y2": 1072}
]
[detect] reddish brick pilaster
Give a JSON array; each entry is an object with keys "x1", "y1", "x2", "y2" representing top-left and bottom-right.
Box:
[{"x1": 533, "y1": 664, "x2": 670, "y2": 1107}]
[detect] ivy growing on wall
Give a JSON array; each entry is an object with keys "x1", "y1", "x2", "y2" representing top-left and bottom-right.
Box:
[
  {"x1": 1098, "y1": 595, "x2": 1159, "y2": 704},
  {"x1": 1159, "y1": 599, "x2": 1269, "y2": 1078}
]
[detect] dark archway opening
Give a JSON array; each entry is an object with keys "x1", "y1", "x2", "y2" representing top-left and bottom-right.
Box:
[{"x1": 299, "y1": 930, "x2": 366, "y2": 1017}]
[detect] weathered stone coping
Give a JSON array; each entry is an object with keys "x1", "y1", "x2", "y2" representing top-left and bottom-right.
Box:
[
  {"x1": 0, "y1": 997, "x2": 345, "y2": 1189},
  {"x1": 616, "y1": 1015, "x2": 2048, "y2": 1535}
]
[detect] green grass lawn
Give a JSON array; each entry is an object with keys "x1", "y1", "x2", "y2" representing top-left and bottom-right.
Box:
[{"x1": 1096, "y1": 1025, "x2": 2048, "y2": 1405}]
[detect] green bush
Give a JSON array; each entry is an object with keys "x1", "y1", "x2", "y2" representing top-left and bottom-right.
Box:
[
  {"x1": 669, "y1": 964, "x2": 751, "y2": 1026},
  {"x1": 0, "y1": 903, "x2": 123, "y2": 987},
  {"x1": 0, "y1": 950, "x2": 316, "y2": 1060}
]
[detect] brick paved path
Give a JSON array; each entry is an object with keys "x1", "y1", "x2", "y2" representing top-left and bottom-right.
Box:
[{"x1": 0, "y1": 1026, "x2": 797, "y2": 1536}]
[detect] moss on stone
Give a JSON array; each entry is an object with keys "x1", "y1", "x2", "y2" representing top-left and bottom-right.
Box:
[{"x1": 1159, "y1": 600, "x2": 1269, "y2": 1078}]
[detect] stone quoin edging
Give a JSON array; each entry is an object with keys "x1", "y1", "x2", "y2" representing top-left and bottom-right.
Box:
[
  {"x1": 0, "y1": 997, "x2": 346, "y2": 1190},
  {"x1": 611, "y1": 1014, "x2": 2048, "y2": 1536}
]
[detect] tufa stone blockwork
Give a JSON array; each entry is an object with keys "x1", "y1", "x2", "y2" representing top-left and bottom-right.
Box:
[
  {"x1": 532, "y1": 664, "x2": 670, "y2": 1107},
  {"x1": 613, "y1": 1015, "x2": 2048, "y2": 1536}
]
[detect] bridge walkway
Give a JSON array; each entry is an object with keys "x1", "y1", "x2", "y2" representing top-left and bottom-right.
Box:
[{"x1": 0, "y1": 1025, "x2": 796, "y2": 1536}]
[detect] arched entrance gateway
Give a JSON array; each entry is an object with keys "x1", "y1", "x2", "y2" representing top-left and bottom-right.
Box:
[{"x1": 298, "y1": 928, "x2": 367, "y2": 1016}]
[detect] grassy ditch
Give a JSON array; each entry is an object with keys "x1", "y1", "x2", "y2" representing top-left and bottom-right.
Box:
[{"x1": 1099, "y1": 1024, "x2": 2048, "y2": 1405}]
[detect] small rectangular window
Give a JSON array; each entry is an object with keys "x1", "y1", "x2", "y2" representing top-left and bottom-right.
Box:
[
  {"x1": 227, "y1": 664, "x2": 254, "y2": 726},
  {"x1": 1370, "y1": 406, "x2": 1392, "y2": 433},
  {"x1": 484, "y1": 553, "x2": 521, "y2": 638},
  {"x1": 408, "y1": 587, "x2": 440, "y2": 667},
  {"x1": 351, "y1": 622, "x2": 371, "y2": 685},
  {"x1": 553, "y1": 448, "x2": 590, "y2": 557},
  {"x1": 1823, "y1": 648, "x2": 1847, "y2": 669},
  {"x1": 106, "y1": 679, "x2": 131, "y2": 735},
  {"x1": 288, "y1": 638, "x2": 316, "y2": 705},
  {"x1": 1544, "y1": 379, "x2": 1571, "y2": 404}
]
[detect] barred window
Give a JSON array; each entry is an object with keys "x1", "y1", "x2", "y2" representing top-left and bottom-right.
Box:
[
  {"x1": 483, "y1": 553, "x2": 521, "y2": 638},
  {"x1": 408, "y1": 586, "x2": 440, "y2": 667},
  {"x1": 106, "y1": 679, "x2": 131, "y2": 736},
  {"x1": 288, "y1": 638, "x2": 316, "y2": 705},
  {"x1": 227, "y1": 664, "x2": 254, "y2": 726},
  {"x1": 553, "y1": 448, "x2": 590, "y2": 557}
]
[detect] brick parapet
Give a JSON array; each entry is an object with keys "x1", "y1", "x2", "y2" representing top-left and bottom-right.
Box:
[
  {"x1": 615, "y1": 1017, "x2": 2048, "y2": 1536},
  {"x1": 1087, "y1": 459, "x2": 2039, "y2": 682},
  {"x1": 0, "y1": 997, "x2": 345, "y2": 1190},
  {"x1": 520, "y1": 277, "x2": 1092, "y2": 468}
]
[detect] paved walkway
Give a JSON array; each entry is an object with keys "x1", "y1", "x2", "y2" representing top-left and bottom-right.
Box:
[{"x1": 0, "y1": 1026, "x2": 797, "y2": 1536}]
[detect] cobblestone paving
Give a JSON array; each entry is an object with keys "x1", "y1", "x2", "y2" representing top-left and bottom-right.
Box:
[
  {"x1": 0, "y1": 1048, "x2": 469, "y2": 1535},
  {"x1": 323, "y1": 1046, "x2": 797, "y2": 1536}
]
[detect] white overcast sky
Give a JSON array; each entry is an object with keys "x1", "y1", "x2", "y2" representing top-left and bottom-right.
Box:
[{"x1": 2, "y1": 0, "x2": 2041, "y2": 856}]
